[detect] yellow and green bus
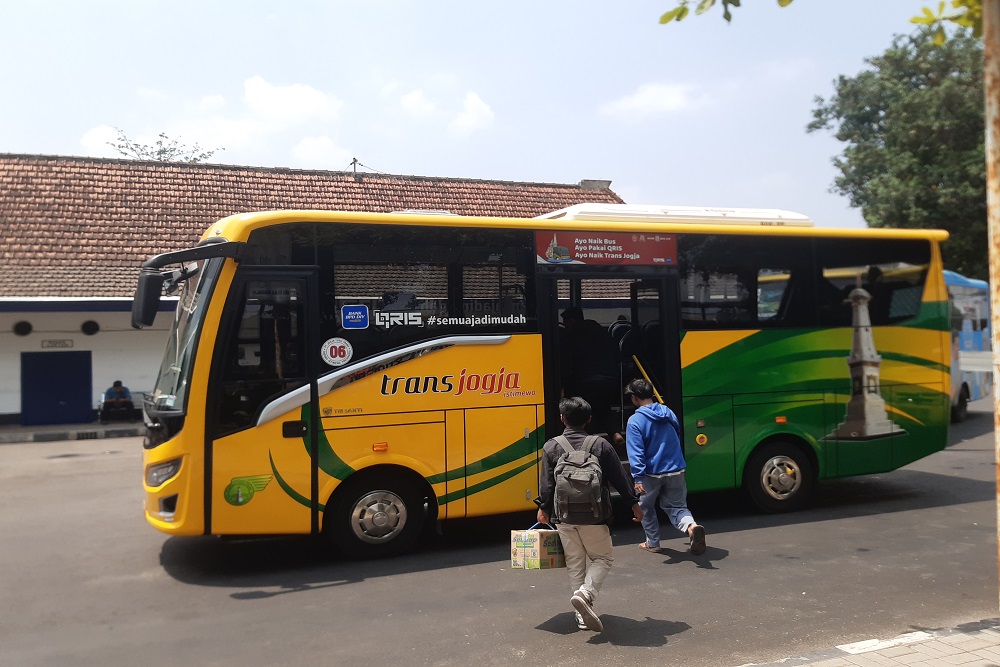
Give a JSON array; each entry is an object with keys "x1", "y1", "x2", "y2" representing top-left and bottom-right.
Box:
[{"x1": 132, "y1": 205, "x2": 951, "y2": 557}]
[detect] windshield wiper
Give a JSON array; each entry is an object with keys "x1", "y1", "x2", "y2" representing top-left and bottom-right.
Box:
[{"x1": 163, "y1": 262, "x2": 199, "y2": 295}]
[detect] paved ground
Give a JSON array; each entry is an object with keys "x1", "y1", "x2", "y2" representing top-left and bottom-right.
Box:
[{"x1": 3, "y1": 401, "x2": 999, "y2": 666}]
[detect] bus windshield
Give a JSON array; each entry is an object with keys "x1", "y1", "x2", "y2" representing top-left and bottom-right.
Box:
[{"x1": 150, "y1": 258, "x2": 220, "y2": 411}]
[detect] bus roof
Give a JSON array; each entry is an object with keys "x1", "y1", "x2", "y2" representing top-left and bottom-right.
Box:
[
  {"x1": 204, "y1": 209, "x2": 949, "y2": 243},
  {"x1": 536, "y1": 204, "x2": 814, "y2": 227},
  {"x1": 944, "y1": 270, "x2": 989, "y2": 290}
]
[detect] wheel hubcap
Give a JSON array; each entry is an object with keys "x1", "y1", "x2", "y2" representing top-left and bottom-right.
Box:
[
  {"x1": 350, "y1": 490, "x2": 408, "y2": 543},
  {"x1": 759, "y1": 455, "x2": 801, "y2": 501}
]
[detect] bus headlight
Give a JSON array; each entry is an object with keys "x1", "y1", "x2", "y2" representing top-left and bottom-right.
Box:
[{"x1": 146, "y1": 458, "x2": 182, "y2": 487}]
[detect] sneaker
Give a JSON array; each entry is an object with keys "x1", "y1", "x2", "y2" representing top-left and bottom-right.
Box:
[
  {"x1": 689, "y1": 524, "x2": 707, "y2": 556},
  {"x1": 571, "y1": 589, "x2": 603, "y2": 632},
  {"x1": 574, "y1": 611, "x2": 588, "y2": 630}
]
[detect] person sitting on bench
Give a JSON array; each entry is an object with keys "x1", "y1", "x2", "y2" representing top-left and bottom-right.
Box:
[{"x1": 100, "y1": 380, "x2": 133, "y2": 423}]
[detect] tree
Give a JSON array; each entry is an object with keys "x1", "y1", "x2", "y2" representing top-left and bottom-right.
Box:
[
  {"x1": 658, "y1": 0, "x2": 980, "y2": 34},
  {"x1": 659, "y1": 0, "x2": 793, "y2": 25},
  {"x1": 107, "y1": 128, "x2": 222, "y2": 163},
  {"x1": 911, "y1": 1, "x2": 982, "y2": 44},
  {"x1": 807, "y1": 31, "x2": 987, "y2": 279}
]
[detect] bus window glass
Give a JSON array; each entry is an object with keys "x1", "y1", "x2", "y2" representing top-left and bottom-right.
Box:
[
  {"x1": 313, "y1": 224, "x2": 534, "y2": 366},
  {"x1": 215, "y1": 279, "x2": 308, "y2": 434},
  {"x1": 814, "y1": 238, "x2": 930, "y2": 327},
  {"x1": 151, "y1": 258, "x2": 222, "y2": 411},
  {"x1": 678, "y1": 235, "x2": 814, "y2": 329}
]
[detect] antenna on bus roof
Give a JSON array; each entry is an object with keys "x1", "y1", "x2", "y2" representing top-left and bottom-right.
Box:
[{"x1": 536, "y1": 203, "x2": 814, "y2": 227}]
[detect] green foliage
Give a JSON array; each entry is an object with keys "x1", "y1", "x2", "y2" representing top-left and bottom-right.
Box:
[
  {"x1": 808, "y1": 31, "x2": 987, "y2": 279},
  {"x1": 911, "y1": 1, "x2": 982, "y2": 44},
  {"x1": 660, "y1": 0, "x2": 791, "y2": 25},
  {"x1": 107, "y1": 128, "x2": 222, "y2": 163}
]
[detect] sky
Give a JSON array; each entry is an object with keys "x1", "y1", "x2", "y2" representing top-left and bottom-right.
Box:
[{"x1": 0, "y1": 1, "x2": 938, "y2": 228}]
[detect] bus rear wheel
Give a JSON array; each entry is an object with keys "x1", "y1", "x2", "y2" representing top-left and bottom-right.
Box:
[
  {"x1": 951, "y1": 386, "x2": 969, "y2": 423},
  {"x1": 743, "y1": 442, "x2": 815, "y2": 513},
  {"x1": 325, "y1": 472, "x2": 428, "y2": 559}
]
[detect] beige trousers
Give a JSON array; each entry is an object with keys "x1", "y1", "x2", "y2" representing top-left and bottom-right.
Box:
[{"x1": 556, "y1": 522, "x2": 614, "y2": 603}]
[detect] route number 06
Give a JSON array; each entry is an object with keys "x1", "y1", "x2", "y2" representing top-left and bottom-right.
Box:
[{"x1": 321, "y1": 337, "x2": 354, "y2": 367}]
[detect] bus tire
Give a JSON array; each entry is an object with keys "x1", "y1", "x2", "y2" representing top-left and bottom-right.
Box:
[
  {"x1": 325, "y1": 470, "x2": 429, "y2": 559},
  {"x1": 951, "y1": 386, "x2": 969, "y2": 423},
  {"x1": 743, "y1": 441, "x2": 815, "y2": 513}
]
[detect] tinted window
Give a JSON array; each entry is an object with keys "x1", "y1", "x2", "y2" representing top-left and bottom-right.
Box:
[
  {"x1": 677, "y1": 234, "x2": 931, "y2": 330},
  {"x1": 678, "y1": 235, "x2": 814, "y2": 329},
  {"x1": 244, "y1": 222, "x2": 536, "y2": 368}
]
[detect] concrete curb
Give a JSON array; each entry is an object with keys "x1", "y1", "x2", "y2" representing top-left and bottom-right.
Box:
[
  {"x1": 740, "y1": 618, "x2": 1000, "y2": 667},
  {"x1": 0, "y1": 424, "x2": 145, "y2": 444}
]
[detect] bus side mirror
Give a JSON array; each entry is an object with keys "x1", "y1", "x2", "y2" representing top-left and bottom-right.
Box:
[{"x1": 132, "y1": 270, "x2": 166, "y2": 329}]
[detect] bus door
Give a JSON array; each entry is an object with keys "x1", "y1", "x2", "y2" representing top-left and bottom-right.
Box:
[
  {"x1": 540, "y1": 274, "x2": 681, "y2": 449},
  {"x1": 207, "y1": 272, "x2": 319, "y2": 536},
  {"x1": 628, "y1": 279, "x2": 682, "y2": 412}
]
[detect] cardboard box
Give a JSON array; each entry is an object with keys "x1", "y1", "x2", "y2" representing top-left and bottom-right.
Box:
[{"x1": 510, "y1": 526, "x2": 565, "y2": 569}]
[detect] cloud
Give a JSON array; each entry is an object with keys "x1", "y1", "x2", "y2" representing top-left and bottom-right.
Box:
[
  {"x1": 400, "y1": 90, "x2": 435, "y2": 119},
  {"x1": 754, "y1": 58, "x2": 815, "y2": 84},
  {"x1": 447, "y1": 92, "x2": 494, "y2": 138},
  {"x1": 290, "y1": 135, "x2": 353, "y2": 169},
  {"x1": 198, "y1": 95, "x2": 226, "y2": 112},
  {"x1": 77, "y1": 76, "x2": 353, "y2": 166},
  {"x1": 244, "y1": 75, "x2": 343, "y2": 127},
  {"x1": 80, "y1": 125, "x2": 122, "y2": 157},
  {"x1": 136, "y1": 87, "x2": 169, "y2": 102},
  {"x1": 599, "y1": 83, "x2": 712, "y2": 122}
]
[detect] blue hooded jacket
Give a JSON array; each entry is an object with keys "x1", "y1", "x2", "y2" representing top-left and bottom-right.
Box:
[{"x1": 625, "y1": 402, "x2": 685, "y2": 482}]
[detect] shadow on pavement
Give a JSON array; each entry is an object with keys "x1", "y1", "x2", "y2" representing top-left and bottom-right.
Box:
[
  {"x1": 535, "y1": 612, "x2": 691, "y2": 647},
  {"x1": 159, "y1": 402, "x2": 995, "y2": 590}
]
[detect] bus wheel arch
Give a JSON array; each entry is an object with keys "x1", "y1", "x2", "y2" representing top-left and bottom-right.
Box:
[
  {"x1": 742, "y1": 437, "x2": 817, "y2": 514},
  {"x1": 323, "y1": 466, "x2": 437, "y2": 559}
]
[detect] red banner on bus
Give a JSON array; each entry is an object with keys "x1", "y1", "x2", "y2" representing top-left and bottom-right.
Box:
[{"x1": 535, "y1": 231, "x2": 677, "y2": 266}]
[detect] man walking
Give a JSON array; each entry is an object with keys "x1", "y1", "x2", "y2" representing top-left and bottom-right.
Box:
[
  {"x1": 536, "y1": 397, "x2": 642, "y2": 633},
  {"x1": 624, "y1": 378, "x2": 707, "y2": 556}
]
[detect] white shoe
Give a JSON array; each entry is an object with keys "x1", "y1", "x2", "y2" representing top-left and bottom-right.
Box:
[
  {"x1": 574, "y1": 611, "x2": 588, "y2": 630},
  {"x1": 570, "y1": 589, "x2": 603, "y2": 632}
]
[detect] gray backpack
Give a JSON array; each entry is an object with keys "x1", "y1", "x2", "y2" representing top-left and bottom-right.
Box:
[{"x1": 552, "y1": 435, "x2": 613, "y2": 525}]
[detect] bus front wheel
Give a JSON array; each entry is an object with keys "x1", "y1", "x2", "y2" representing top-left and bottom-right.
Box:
[
  {"x1": 743, "y1": 442, "x2": 815, "y2": 513},
  {"x1": 325, "y1": 471, "x2": 428, "y2": 559}
]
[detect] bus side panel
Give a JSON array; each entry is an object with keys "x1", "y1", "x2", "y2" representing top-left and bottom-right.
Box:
[
  {"x1": 463, "y1": 405, "x2": 540, "y2": 518},
  {"x1": 886, "y1": 383, "x2": 950, "y2": 470},
  {"x1": 212, "y1": 415, "x2": 313, "y2": 534},
  {"x1": 681, "y1": 325, "x2": 949, "y2": 485},
  {"x1": 732, "y1": 395, "x2": 825, "y2": 476},
  {"x1": 682, "y1": 395, "x2": 735, "y2": 493},
  {"x1": 312, "y1": 334, "x2": 544, "y2": 520},
  {"x1": 443, "y1": 410, "x2": 467, "y2": 520}
]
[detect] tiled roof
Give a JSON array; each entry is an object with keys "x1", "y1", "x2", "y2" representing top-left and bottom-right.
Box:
[{"x1": 0, "y1": 154, "x2": 623, "y2": 298}]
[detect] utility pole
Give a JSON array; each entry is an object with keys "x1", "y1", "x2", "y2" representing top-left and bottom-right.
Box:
[{"x1": 982, "y1": 0, "x2": 1000, "y2": 611}]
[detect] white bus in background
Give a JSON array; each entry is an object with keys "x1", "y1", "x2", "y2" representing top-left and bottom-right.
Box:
[{"x1": 944, "y1": 270, "x2": 992, "y2": 422}]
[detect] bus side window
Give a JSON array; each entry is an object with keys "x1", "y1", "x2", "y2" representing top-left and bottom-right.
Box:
[{"x1": 215, "y1": 280, "x2": 308, "y2": 435}]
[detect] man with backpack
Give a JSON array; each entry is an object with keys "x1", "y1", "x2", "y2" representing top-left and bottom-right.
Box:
[
  {"x1": 623, "y1": 378, "x2": 707, "y2": 556},
  {"x1": 536, "y1": 396, "x2": 642, "y2": 633}
]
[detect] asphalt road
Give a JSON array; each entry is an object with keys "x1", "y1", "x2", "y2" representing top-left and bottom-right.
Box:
[{"x1": 0, "y1": 399, "x2": 996, "y2": 667}]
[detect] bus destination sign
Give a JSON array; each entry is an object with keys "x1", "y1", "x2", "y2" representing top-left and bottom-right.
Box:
[{"x1": 536, "y1": 231, "x2": 676, "y2": 266}]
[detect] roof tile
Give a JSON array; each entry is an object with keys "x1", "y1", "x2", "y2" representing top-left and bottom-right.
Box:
[{"x1": 0, "y1": 154, "x2": 623, "y2": 298}]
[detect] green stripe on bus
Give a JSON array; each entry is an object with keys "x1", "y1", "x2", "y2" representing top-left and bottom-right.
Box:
[
  {"x1": 302, "y1": 404, "x2": 355, "y2": 480},
  {"x1": 435, "y1": 458, "x2": 538, "y2": 506},
  {"x1": 269, "y1": 451, "x2": 319, "y2": 510},
  {"x1": 426, "y1": 427, "x2": 541, "y2": 485}
]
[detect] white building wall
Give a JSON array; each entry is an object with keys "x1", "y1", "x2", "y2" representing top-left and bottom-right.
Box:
[{"x1": 0, "y1": 309, "x2": 171, "y2": 417}]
